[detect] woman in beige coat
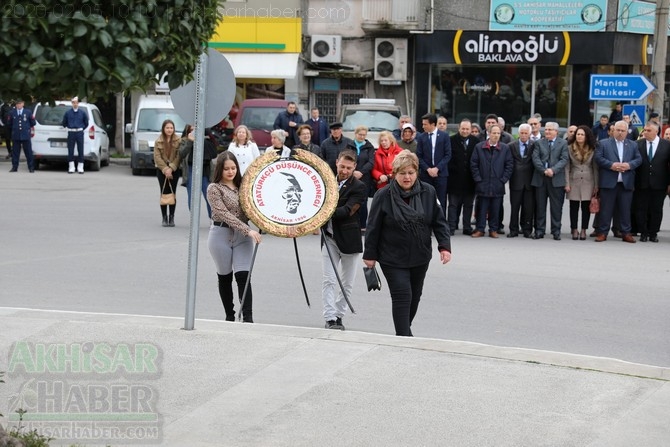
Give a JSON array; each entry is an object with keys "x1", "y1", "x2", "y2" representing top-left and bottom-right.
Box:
[
  {"x1": 564, "y1": 125, "x2": 598, "y2": 240},
  {"x1": 154, "y1": 119, "x2": 182, "y2": 227}
]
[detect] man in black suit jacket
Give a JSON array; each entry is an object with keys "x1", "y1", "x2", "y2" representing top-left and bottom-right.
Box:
[
  {"x1": 416, "y1": 113, "x2": 451, "y2": 216},
  {"x1": 634, "y1": 122, "x2": 670, "y2": 242},
  {"x1": 321, "y1": 149, "x2": 367, "y2": 331},
  {"x1": 448, "y1": 119, "x2": 477, "y2": 234},
  {"x1": 507, "y1": 124, "x2": 536, "y2": 238},
  {"x1": 594, "y1": 121, "x2": 642, "y2": 242}
]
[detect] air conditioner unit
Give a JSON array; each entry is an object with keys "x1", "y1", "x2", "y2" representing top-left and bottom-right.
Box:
[
  {"x1": 311, "y1": 35, "x2": 342, "y2": 63},
  {"x1": 374, "y1": 38, "x2": 408, "y2": 82}
]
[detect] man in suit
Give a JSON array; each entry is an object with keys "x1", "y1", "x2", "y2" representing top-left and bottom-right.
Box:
[
  {"x1": 594, "y1": 120, "x2": 642, "y2": 242},
  {"x1": 531, "y1": 122, "x2": 569, "y2": 240},
  {"x1": 634, "y1": 121, "x2": 670, "y2": 242},
  {"x1": 273, "y1": 101, "x2": 304, "y2": 148},
  {"x1": 305, "y1": 107, "x2": 329, "y2": 145},
  {"x1": 528, "y1": 116, "x2": 543, "y2": 143},
  {"x1": 448, "y1": 118, "x2": 477, "y2": 235},
  {"x1": 7, "y1": 99, "x2": 36, "y2": 173},
  {"x1": 507, "y1": 124, "x2": 536, "y2": 238},
  {"x1": 321, "y1": 149, "x2": 367, "y2": 330},
  {"x1": 416, "y1": 113, "x2": 451, "y2": 216}
]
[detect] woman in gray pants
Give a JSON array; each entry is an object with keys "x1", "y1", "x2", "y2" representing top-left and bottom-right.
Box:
[{"x1": 207, "y1": 152, "x2": 262, "y2": 322}]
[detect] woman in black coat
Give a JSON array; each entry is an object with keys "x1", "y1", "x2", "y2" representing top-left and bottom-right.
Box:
[{"x1": 363, "y1": 150, "x2": 452, "y2": 336}]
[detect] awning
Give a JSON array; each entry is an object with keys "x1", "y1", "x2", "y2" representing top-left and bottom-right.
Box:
[{"x1": 221, "y1": 53, "x2": 299, "y2": 79}]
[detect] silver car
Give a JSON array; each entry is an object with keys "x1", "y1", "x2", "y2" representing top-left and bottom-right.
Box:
[{"x1": 32, "y1": 101, "x2": 111, "y2": 171}]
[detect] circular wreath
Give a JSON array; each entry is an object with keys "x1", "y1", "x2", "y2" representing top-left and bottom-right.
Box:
[{"x1": 240, "y1": 149, "x2": 338, "y2": 237}]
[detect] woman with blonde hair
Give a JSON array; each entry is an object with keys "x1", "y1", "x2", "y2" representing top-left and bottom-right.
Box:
[
  {"x1": 154, "y1": 119, "x2": 182, "y2": 227},
  {"x1": 565, "y1": 125, "x2": 598, "y2": 240},
  {"x1": 228, "y1": 124, "x2": 260, "y2": 176},
  {"x1": 371, "y1": 130, "x2": 402, "y2": 190},
  {"x1": 364, "y1": 150, "x2": 451, "y2": 336}
]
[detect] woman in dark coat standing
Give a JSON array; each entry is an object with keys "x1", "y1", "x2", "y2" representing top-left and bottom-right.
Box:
[
  {"x1": 363, "y1": 150, "x2": 452, "y2": 337},
  {"x1": 346, "y1": 125, "x2": 376, "y2": 230}
]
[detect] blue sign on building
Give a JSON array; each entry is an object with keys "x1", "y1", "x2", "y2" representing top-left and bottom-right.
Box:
[{"x1": 589, "y1": 75, "x2": 655, "y2": 101}]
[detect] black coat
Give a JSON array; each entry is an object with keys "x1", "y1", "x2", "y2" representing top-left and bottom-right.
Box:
[
  {"x1": 508, "y1": 139, "x2": 535, "y2": 191},
  {"x1": 636, "y1": 138, "x2": 670, "y2": 190},
  {"x1": 346, "y1": 139, "x2": 376, "y2": 193},
  {"x1": 321, "y1": 136, "x2": 354, "y2": 174},
  {"x1": 323, "y1": 176, "x2": 367, "y2": 254},
  {"x1": 448, "y1": 134, "x2": 477, "y2": 194},
  {"x1": 364, "y1": 181, "x2": 451, "y2": 268},
  {"x1": 470, "y1": 141, "x2": 513, "y2": 197}
]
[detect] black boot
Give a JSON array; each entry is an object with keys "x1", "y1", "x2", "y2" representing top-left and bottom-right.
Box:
[
  {"x1": 168, "y1": 215, "x2": 175, "y2": 227},
  {"x1": 235, "y1": 271, "x2": 253, "y2": 323},
  {"x1": 161, "y1": 215, "x2": 168, "y2": 227},
  {"x1": 217, "y1": 273, "x2": 235, "y2": 321}
]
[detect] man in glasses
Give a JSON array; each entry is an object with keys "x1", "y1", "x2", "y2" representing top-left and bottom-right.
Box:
[{"x1": 528, "y1": 117, "x2": 543, "y2": 143}]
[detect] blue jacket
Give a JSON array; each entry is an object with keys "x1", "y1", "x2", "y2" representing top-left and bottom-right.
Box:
[
  {"x1": 7, "y1": 108, "x2": 36, "y2": 140},
  {"x1": 415, "y1": 129, "x2": 451, "y2": 178},
  {"x1": 470, "y1": 140, "x2": 513, "y2": 197},
  {"x1": 62, "y1": 107, "x2": 89, "y2": 130},
  {"x1": 595, "y1": 137, "x2": 642, "y2": 190},
  {"x1": 273, "y1": 110, "x2": 303, "y2": 143},
  {"x1": 305, "y1": 118, "x2": 329, "y2": 145}
]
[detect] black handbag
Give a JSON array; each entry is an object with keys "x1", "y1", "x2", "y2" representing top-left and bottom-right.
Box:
[{"x1": 363, "y1": 266, "x2": 382, "y2": 292}]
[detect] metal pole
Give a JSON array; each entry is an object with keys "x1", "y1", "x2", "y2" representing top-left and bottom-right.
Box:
[
  {"x1": 184, "y1": 52, "x2": 208, "y2": 331},
  {"x1": 651, "y1": 0, "x2": 669, "y2": 122}
]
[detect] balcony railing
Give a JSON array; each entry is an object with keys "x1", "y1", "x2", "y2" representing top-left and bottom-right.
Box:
[{"x1": 362, "y1": 0, "x2": 423, "y2": 30}]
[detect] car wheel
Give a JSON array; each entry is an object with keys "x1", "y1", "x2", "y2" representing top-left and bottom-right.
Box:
[
  {"x1": 101, "y1": 150, "x2": 110, "y2": 167},
  {"x1": 88, "y1": 153, "x2": 101, "y2": 171}
]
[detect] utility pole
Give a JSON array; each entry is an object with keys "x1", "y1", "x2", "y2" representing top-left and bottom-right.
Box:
[{"x1": 651, "y1": 0, "x2": 669, "y2": 123}]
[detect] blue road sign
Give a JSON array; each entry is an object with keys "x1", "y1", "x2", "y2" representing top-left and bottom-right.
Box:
[
  {"x1": 622, "y1": 104, "x2": 646, "y2": 127},
  {"x1": 589, "y1": 75, "x2": 655, "y2": 101}
]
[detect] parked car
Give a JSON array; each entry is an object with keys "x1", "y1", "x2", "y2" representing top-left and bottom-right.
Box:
[
  {"x1": 126, "y1": 94, "x2": 186, "y2": 175},
  {"x1": 32, "y1": 101, "x2": 111, "y2": 171},
  {"x1": 234, "y1": 98, "x2": 288, "y2": 153},
  {"x1": 340, "y1": 99, "x2": 402, "y2": 147}
]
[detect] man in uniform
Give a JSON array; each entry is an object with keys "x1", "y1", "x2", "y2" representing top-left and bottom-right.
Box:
[
  {"x1": 62, "y1": 96, "x2": 89, "y2": 174},
  {"x1": 7, "y1": 99, "x2": 36, "y2": 173}
]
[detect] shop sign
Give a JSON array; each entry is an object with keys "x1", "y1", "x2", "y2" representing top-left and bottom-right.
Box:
[
  {"x1": 453, "y1": 30, "x2": 570, "y2": 65},
  {"x1": 489, "y1": 0, "x2": 607, "y2": 32},
  {"x1": 616, "y1": 0, "x2": 670, "y2": 35}
]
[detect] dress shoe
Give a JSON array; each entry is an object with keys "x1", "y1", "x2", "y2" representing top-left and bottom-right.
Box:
[
  {"x1": 622, "y1": 234, "x2": 636, "y2": 243},
  {"x1": 506, "y1": 231, "x2": 519, "y2": 238},
  {"x1": 579, "y1": 229, "x2": 587, "y2": 240},
  {"x1": 497, "y1": 228, "x2": 505, "y2": 235},
  {"x1": 523, "y1": 232, "x2": 532, "y2": 239},
  {"x1": 571, "y1": 229, "x2": 579, "y2": 240},
  {"x1": 533, "y1": 233, "x2": 544, "y2": 239},
  {"x1": 589, "y1": 230, "x2": 598, "y2": 238},
  {"x1": 9, "y1": 168, "x2": 17, "y2": 172},
  {"x1": 613, "y1": 230, "x2": 622, "y2": 238},
  {"x1": 462, "y1": 228, "x2": 473, "y2": 236},
  {"x1": 489, "y1": 231, "x2": 499, "y2": 238},
  {"x1": 553, "y1": 234, "x2": 561, "y2": 241},
  {"x1": 449, "y1": 229, "x2": 455, "y2": 236},
  {"x1": 639, "y1": 234, "x2": 649, "y2": 242},
  {"x1": 649, "y1": 235, "x2": 659, "y2": 243},
  {"x1": 29, "y1": 169, "x2": 34, "y2": 173},
  {"x1": 471, "y1": 230, "x2": 484, "y2": 238},
  {"x1": 595, "y1": 234, "x2": 607, "y2": 242}
]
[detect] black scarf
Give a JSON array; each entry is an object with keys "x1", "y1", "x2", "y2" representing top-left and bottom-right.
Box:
[{"x1": 389, "y1": 179, "x2": 425, "y2": 237}]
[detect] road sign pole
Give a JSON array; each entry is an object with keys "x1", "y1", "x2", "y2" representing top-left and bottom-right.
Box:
[{"x1": 184, "y1": 52, "x2": 208, "y2": 331}]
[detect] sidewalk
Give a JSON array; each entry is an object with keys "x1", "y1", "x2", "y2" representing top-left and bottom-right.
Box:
[{"x1": 1, "y1": 307, "x2": 668, "y2": 446}]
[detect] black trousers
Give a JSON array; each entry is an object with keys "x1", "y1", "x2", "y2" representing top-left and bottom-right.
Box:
[
  {"x1": 509, "y1": 188, "x2": 534, "y2": 234},
  {"x1": 569, "y1": 200, "x2": 591, "y2": 230},
  {"x1": 157, "y1": 168, "x2": 181, "y2": 217},
  {"x1": 447, "y1": 191, "x2": 475, "y2": 232},
  {"x1": 634, "y1": 188, "x2": 667, "y2": 236},
  {"x1": 380, "y1": 263, "x2": 429, "y2": 337}
]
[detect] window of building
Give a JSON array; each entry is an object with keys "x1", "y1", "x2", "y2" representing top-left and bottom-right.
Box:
[{"x1": 311, "y1": 78, "x2": 366, "y2": 125}]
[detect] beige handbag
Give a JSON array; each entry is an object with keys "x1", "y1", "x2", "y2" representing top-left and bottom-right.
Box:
[{"x1": 160, "y1": 178, "x2": 176, "y2": 206}]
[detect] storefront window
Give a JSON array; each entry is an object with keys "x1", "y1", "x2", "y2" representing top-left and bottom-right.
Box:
[{"x1": 430, "y1": 64, "x2": 571, "y2": 132}]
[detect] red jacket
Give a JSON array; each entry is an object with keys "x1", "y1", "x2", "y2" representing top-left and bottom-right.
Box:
[{"x1": 371, "y1": 143, "x2": 403, "y2": 189}]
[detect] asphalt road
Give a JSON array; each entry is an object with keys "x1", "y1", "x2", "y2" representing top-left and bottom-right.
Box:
[{"x1": 2, "y1": 161, "x2": 669, "y2": 367}]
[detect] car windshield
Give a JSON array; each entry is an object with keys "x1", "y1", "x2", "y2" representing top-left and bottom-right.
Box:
[
  {"x1": 342, "y1": 110, "x2": 399, "y2": 132},
  {"x1": 137, "y1": 109, "x2": 186, "y2": 132},
  {"x1": 241, "y1": 107, "x2": 285, "y2": 130},
  {"x1": 35, "y1": 104, "x2": 75, "y2": 125}
]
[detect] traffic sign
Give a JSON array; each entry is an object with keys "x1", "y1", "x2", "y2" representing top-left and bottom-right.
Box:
[
  {"x1": 622, "y1": 104, "x2": 645, "y2": 126},
  {"x1": 589, "y1": 74, "x2": 655, "y2": 101}
]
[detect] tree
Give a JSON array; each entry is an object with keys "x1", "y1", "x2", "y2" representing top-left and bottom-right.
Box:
[{"x1": 0, "y1": 0, "x2": 221, "y2": 101}]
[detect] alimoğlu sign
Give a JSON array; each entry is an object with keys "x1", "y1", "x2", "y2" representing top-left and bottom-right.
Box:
[
  {"x1": 240, "y1": 149, "x2": 338, "y2": 237},
  {"x1": 452, "y1": 30, "x2": 571, "y2": 65}
]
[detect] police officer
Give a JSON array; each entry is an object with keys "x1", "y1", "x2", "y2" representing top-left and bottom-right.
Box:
[
  {"x1": 62, "y1": 96, "x2": 89, "y2": 174},
  {"x1": 7, "y1": 99, "x2": 36, "y2": 173}
]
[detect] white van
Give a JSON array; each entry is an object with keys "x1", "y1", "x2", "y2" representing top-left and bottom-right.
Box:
[{"x1": 125, "y1": 94, "x2": 186, "y2": 175}]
